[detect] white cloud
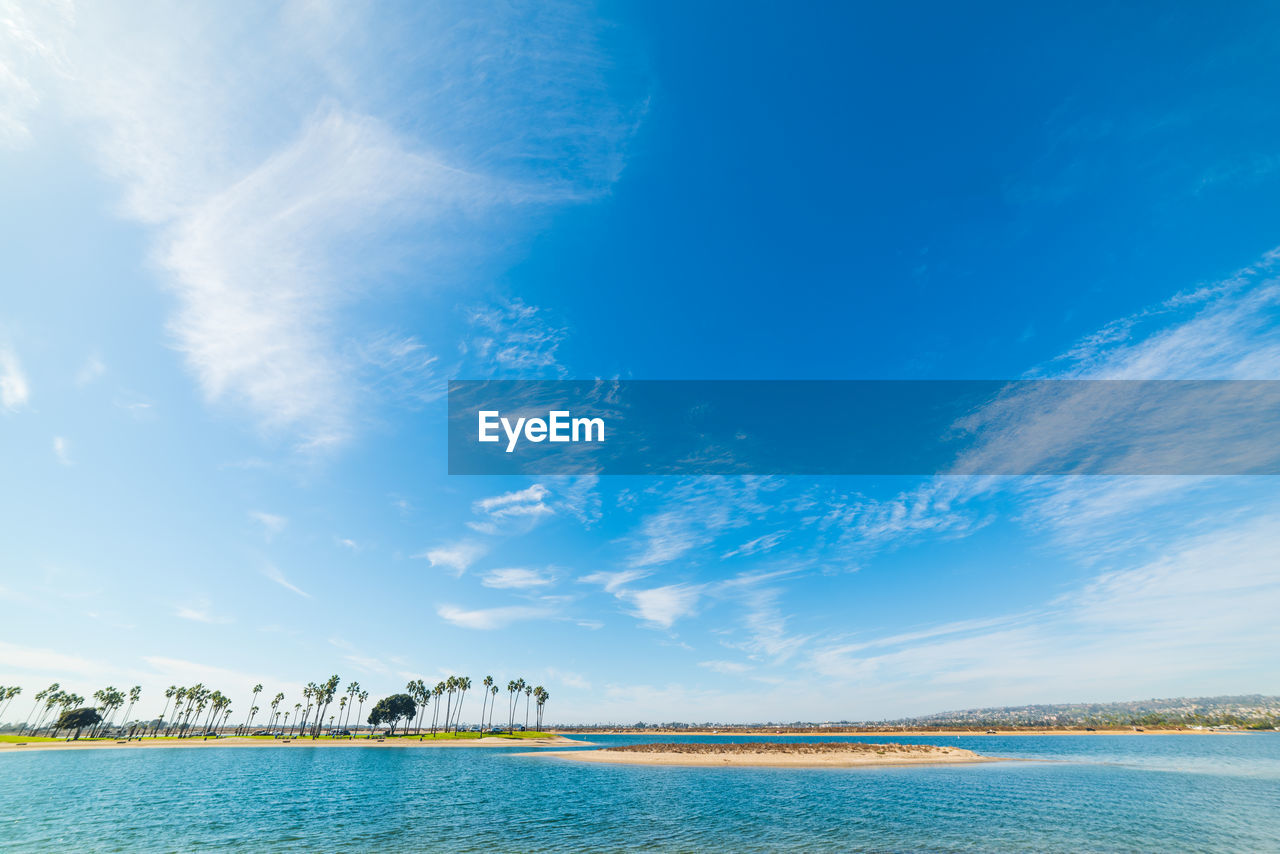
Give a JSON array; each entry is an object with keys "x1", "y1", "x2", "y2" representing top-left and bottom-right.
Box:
[
  {"x1": 481, "y1": 567, "x2": 554, "y2": 589},
  {"x1": 8, "y1": 2, "x2": 641, "y2": 449},
  {"x1": 52, "y1": 435, "x2": 71, "y2": 465},
  {"x1": 699, "y1": 659, "x2": 751, "y2": 674},
  {"x1": 250, "y1": 511, "x2": 287, "y2": 538},
  {"x1": 415, "y1": 541, "x2": 486, "y2": 575},
  {"x1": 262, "y1": 563, "x2": 310, "y2": 598},
  {"x1": 621, "y1": 584, "x2": 702, "y2": 629},
  {"x1": 469, "y1": 483, "x2": 554, "y2": 534},
  {"x1": 75, "y1": 354, "x2": 106, "y2": 386},
  {"x1": 804, "y1": 513, "x2": 1280, "y2": 714},
  {"x1": 437, "y1": 604, "x2": 553, "y2": 630},
  {"x1": 463, "y1": 299, "x2": 567, "y2": 377},
  {"x1": 0, "y1": 347, "x2": 29, "y2": 410},
  {"x1": 174, "y1": 597, "x2": 232, "y2": 624},
  {"x1": 579, "y1": 569, "x2": 650, "y2": 594}
]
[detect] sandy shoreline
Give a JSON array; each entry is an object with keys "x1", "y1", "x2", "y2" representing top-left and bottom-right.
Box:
[
  {"x1": 0, "y1": 735, "x2": 592, "y2": 754},
  {"x1": 526, "y1": 741, "x2": 1007, "y2": 769}
]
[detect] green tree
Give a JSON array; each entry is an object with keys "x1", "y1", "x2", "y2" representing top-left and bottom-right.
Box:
[
  {"x1": 368, "y1": 694, "x2": 416, "y2": 736},
  {"x1": 56, "y1": 707, "x2": 103, "y2": 740}
]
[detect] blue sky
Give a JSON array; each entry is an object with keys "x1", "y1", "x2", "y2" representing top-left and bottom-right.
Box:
[{"x1": 2, "y1": 0, "x2": 1279, "y2": 724}]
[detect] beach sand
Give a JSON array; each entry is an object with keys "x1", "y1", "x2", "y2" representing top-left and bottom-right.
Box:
[
  {"x1": 527, "y1": 741, "x2": 1005, "y2": 768},
  {"x1": 0, "y1": 735, "x2": 592, "y2": 754}
]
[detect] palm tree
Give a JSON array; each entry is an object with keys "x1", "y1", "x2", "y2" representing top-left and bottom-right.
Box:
[
  {"x1": 300, "y1": 684, "x2": 315, "y2": 734},
  {"x1": 342, "y1": 681, "x2": 360, "y2": 732},
  {"x1": 488, "y1": 685, "x2": 498, "y2": 730},
  {"x1": 120, "y1": 686, "x2": 141, "y2": 735},
  {"x1": 524, "y1": 684, "x2": 533, "y2": 730},
  {"x1": 242, "y1": 684, "x2": 263, "y2": 734},
  {"x1": 355, "y1": 691, "x2": 368, "y2": 737},
  {"x1": 282, "y1": 711, "x2": 290, "y2": 734},
  {"x1": 405, "y1": 680, "x2": 421, "y2": 734},
  {"x1": 431, "y1": 682, "x2": 445, "y2": 735},
  {"x1": 312, "y1": 676, "x2": 340, "y2": 739},
  {"x1": 156, "y1": 686, "x2": 177, "y2": 738},
  {"x1": 337, "y1": 696, "x2": 347, "y2": 734},
  {"x1": 479, "y1": 677, "x2": 493, "y2": 734},
  {"x1": 534, "y1": 687, "x2": 549, "y2": 730},
  {"x1": 270, "y1": 693, "x2": 284, "y2": 731},
  {"x1": 506, "y1": 680, "x2": 519, "y2": 733},
  {"x1": 22, "y1": 683, "x2": 58, "y2": 736},
  {"x1": 167, "y1": 687, "x2": 186, "y2": 736},
  {"x1": 454, "y1": 677, "x2": 472, "y2": 734},
  {"x1": 290, "y1": 703, "x2": 302, "y2": 736},
  {"x1": 25, "y1": 683, "x2": 61, "y2": 735},
  {"x1": 0, "y1": 686, "x2": 22, "y2": 723}
]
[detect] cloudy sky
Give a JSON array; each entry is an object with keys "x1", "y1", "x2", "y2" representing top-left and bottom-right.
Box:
[{"x1": 2, "y1": 1, "x2": 1279, "y2": 724}]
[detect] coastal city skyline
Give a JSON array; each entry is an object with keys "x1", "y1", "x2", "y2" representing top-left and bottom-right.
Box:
[{"x1": 3, "y1": 1, "x2": 1280, "y2": 726}]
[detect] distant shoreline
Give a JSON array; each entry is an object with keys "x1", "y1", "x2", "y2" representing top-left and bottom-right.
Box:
[{"x1": 562, "y1": 728, "x2": 1253, "y2": 736}]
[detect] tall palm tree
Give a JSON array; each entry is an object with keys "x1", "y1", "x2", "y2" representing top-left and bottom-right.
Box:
[
  {"x1": 22, "y1": 683, "x2": 58, "y2": 736},
  {"x1": 488, "y1": 685, "x2": 498, "y2": 730},
  {"x1": 479, "y1": 677, "x2": 493, "y2": 734},
  {"x1": 405, "y1": 680, "x2": 421, "y2": 734},
  {"x1": 0, "y1": 686, "x2": 22, "y2": 723},
  {"x1": 290, "y1": 703, "x2": 302, "y2": 736},
  {"x1": 242, "y1": 684, "x2": 263, "y2": 734},
  {"x1": 524, "y1": 684, "x2": 533, "y2": 730},
  {"x1": 282, "y1": 711, "x2": 290, "y2": 734},
  {"x1": 454, "y1": 677, "x2": 472, "y2": 734},
  {"x1": 156, "y1": 686, "x2": 177, "y2": 738},
  {"x1": 342, "y1": 682, "x2": 360, "y2": 732},
  {"x1": 506, "y1": 680, "x2": 519, "y2": 733},
  {"x1": 120, "y1": 686, "x2": 141, "y2": 734},
  {"x1": 537, "y1": 687, "x2": 550, "y2": 730},
  {"x1": 313, "y1": 675, "x2": 340, "y2": 739},
  {"x1": 270, "y1": 693, "x2": 284, "y2": 731},
  {"x1": 355, "y1": 691, "x2": 368, "y2": 737},
  {"x1": 431, "y1": 682, "x2": 445, "y2": 735},
  {"x1": 337, "y1": 696, "x2": 347, "y2": 734}
]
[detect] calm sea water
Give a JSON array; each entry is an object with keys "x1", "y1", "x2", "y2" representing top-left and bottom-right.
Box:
[{"x1": 2, "y1": 734, "x2": 1278, "y2": 852}]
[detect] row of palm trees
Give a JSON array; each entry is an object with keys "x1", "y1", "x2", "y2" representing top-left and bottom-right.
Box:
[{"x1": 2, "y1": 676, "x2": 551, "y2": 739}]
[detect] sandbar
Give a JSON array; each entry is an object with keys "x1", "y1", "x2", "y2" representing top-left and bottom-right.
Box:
[{"x1": 527, "y1": 741, "x2": 1006, "y2": 768}]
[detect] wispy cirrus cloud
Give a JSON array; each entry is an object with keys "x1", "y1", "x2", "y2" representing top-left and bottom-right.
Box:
[
  {"x1": 0, "y1": 346, "x2": 29, "y2": 411},
  {"x1": 437, "y1": 603, "x2": 554, "y2": 630},
  {"x1": 8, "y1": 1, "x2": 642, "y2": 449},
  {"x1": 481, "y1": 567, "x2": 554, "y2": 589},
  {"x1": 174, "y1": 597, "x2": 232, "y2": 625},
  {"x1": 262, "y1": 563, "x2": 310, "y2": 598}
]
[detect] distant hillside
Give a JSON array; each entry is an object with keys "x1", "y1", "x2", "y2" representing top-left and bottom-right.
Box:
[{"x1": 885, "y1": 694, "x2": 1280, "y2": 729}]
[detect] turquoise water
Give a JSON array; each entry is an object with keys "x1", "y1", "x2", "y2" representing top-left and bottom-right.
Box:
[{"x1": 2, "y1": 734, "x2": 1278, "y2": 851}]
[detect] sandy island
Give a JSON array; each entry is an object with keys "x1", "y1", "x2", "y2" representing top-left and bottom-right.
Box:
[
  {"x1": 0, "y1": 735, "x2": 593, "y2": 754},
  {"x1": 527, "y1": 741, "x2": 1006, "y2": 768}
]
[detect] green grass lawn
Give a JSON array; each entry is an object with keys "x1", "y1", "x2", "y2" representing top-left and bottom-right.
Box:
[{"x1": 0, "y1": 734, "x2": 68, "y2": 742}]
